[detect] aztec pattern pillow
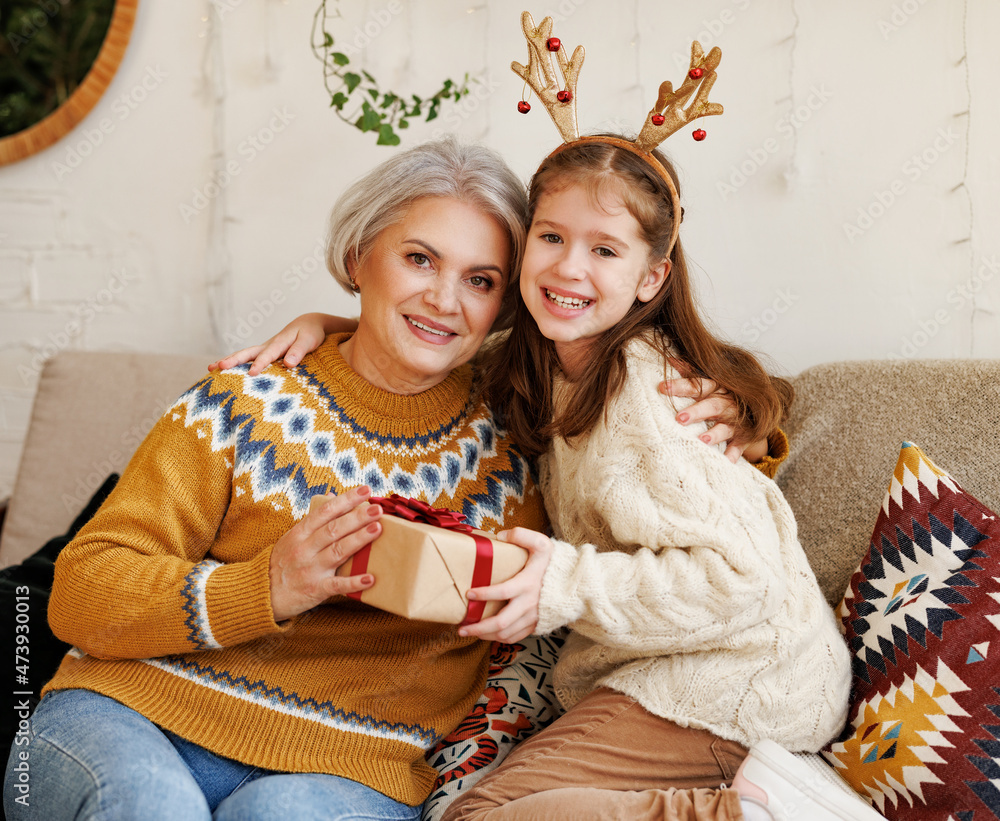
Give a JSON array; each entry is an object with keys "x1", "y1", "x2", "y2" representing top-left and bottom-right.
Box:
[
  {"x1": 421, "y1": 631, "x2": 565, "y2": 821},
  {"x1": 823, "y1": 442, "x2": 1000, "y2": 820}
]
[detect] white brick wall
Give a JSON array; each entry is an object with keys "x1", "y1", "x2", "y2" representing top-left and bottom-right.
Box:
[{"x1": 1, "y1": 1, "x2": 999, "y2": 510}]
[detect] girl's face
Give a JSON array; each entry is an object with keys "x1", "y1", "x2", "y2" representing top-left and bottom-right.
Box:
[{"x1": 519, "y1": 182, "x2": 669, "y2": 378}]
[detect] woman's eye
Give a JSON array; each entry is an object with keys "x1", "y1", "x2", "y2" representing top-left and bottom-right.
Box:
[
  {"x1": 409, "y1": 253, "x2": 431, "y2": 268},
  {"x1": 467, "y1": 274, "x2": 494, "y2": 290}
]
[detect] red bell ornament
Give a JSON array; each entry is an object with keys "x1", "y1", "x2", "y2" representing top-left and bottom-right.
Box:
[
  {"x1": 651, "y1": 114, "x2": 665, "y2": 126},
  {"x1": 557, "y1": 89, "x2": 573, "y2": 103},
  {"x1": 546, "y1": 37, "x2": 561, "y2": 51},
  {"x1": 692, "y1": 129, "x2": 707, "y2": 141},
  {"x1": 517, "y1": 100, "x2": 531, "y2": 114}
]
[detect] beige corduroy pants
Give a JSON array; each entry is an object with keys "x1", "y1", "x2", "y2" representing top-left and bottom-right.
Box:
[{"x1": 440, "y1": 687, "x2": 749, "y2": 821}]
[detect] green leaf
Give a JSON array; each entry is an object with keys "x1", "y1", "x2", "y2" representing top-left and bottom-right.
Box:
[
  {"x1": 357, "y1": 101, "x2": 382, "y2": 132},
  {"x1": 323, "y1": 33, "x2": 334, "y2": 48},
  {"x1": 331, "y1": 92, "x2": 349, "y2": 109},
  {"x1": 380, "y1": 92, "x2": 398, "y2": 109},
  {"x1": 362, "y1": 70, "x2": 376, "y2": 84},
  {"x1": 368, "y1": 88, "x2": 378, "y2": 100},
  {"x1": 343, "y1": 72, "x2": 362, "y2": 94},
  {"x1": 426, "y1": 102, "x2": 440, "y2": 122},
  {"x1": 331, "y1": 51, "x2": 349, "y2": 66},
  {"x1": 376, "y1": 124, "x2": 401, "y2": 146},
  {"x1": 398, "y1": 119, "x2": 409, "y2": 129}
]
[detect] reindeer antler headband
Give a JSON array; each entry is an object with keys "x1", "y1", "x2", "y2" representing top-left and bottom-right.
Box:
[{"x1": 512, "y1": 11, "x2": 723, "y2": 256}]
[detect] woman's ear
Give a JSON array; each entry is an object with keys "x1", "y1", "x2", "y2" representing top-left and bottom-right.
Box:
[
  {"x1": 346, "y1": 253, "x2": 361, "y2": 292},
  {"x1": 636, "y1": 258, "x2": 671, "y2": 303}
]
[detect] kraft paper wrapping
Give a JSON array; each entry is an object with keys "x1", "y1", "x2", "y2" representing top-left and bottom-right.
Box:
[{"x1": 309, "y1": 496, "x2": 528, "y2": 624}]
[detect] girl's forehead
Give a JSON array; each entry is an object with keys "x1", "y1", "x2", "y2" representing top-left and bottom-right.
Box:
[{"x1": 536, "y1": 179, "x2": 632, "y2": 219}]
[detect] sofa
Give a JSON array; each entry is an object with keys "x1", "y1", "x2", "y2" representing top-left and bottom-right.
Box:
[{"x1": 2, "y1": 350, "x2": 999, "y2": 819}]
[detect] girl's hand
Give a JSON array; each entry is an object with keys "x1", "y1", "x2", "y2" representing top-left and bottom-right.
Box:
[
  {"x1": 660, "y1": 358, "x2": 767, "y2": 464},
  {"x1": 268, "y1": 486, "x2": 380, "y2": 622},
  {"x1": 457, "y1": 527, "x2": 553, "y2": 643},
  {"x1": 207, "y1": 313, "x2": 356, "y2": 376}
]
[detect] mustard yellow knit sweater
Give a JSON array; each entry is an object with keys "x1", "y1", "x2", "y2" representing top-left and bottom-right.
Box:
[{"x1": 45, "y1": 334, "x2": 547, "y2": 806}]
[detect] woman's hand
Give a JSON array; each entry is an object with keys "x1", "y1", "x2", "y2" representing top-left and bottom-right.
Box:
[
  {"x1": 207, "y1": 313, "x2": 356, "y2": 376},
  {"x1": 659, "y1": 358, "x2": 768, "y2": 464},
  {"x1": 457, "y1": 527, "x2": 553, "y2": 643},
  {"x1": 269, "y1": 486, "x2": 380, "y2": 623}
]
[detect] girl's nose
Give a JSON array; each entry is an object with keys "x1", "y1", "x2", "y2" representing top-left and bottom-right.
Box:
[{"x1": 553, "y1": 246, "x2": 585, "y2": 281}]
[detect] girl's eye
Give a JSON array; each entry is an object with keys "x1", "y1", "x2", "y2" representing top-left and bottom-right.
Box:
[
  {"x1": 409, "y1": 253, "x2": 432, "y2": 268},
  {"x1": 540, "y1": 233, "x2": 562, "y2": 244},
  {"x1": 595, "y1": 247, "x2": 617, "y2": 258}
]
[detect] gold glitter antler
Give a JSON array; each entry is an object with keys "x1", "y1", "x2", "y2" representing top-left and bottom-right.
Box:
[
  {"x1": 510, "y1": 11, "x2": 586, "y2": 143},
  {"x1": 635, "y1": 41, "x2": 723, "y2": 152}
]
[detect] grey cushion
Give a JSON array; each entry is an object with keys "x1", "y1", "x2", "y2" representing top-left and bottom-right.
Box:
[
  {"x1": 779, "y1": 358, "x2": 1000, "y2": 606},
  {"x1": 0, "y1": 351, "x2": 208, "y2": 568}
]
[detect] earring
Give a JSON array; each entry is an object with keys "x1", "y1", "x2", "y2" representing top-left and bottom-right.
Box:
[{"x1": 349, "y1": 276, "x2": 360, "y2": 293}]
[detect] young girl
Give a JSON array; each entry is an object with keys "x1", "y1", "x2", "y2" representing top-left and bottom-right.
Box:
[
  {"x1": 437, "y1": 138, "x2": 863, "y2": 821},
  {"x1": 218, "y1": 136, "x2": 864, "y2": 821}
]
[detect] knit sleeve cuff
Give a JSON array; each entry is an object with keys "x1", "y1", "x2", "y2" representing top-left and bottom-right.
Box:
[
  {"x1": 536, "y1": 538, "x2": 582, "y2": 636},
  {"x1": 202, "y1": 546, "x2": 289, "y2": 648},
  {"x1": 752, "y1": 427, "x2": 790, "y2": 480}
]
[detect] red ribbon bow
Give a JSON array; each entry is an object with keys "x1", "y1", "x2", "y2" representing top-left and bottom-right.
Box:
[
  {"x1": 372, "y1": 494, "x2": 473, "y2": 534},
  {"x1": 350, "y1": 494, "x2": 494, "y2": 626}
]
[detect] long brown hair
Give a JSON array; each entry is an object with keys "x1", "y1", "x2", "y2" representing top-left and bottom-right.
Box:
[{"x1": 481, "y1": 137, "x2": 793, "y2": 460}]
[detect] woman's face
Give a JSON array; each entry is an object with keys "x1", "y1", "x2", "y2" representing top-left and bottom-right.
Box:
[{"x1": 347, "y1": 196, "x2": 510, "y2": 393}]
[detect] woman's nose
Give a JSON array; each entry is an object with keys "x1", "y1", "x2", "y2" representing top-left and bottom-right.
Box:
[{"x1": 424, "y1": 274, "x2": 460, "y2": 312}]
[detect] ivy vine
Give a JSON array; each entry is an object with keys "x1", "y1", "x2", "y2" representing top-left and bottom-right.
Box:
[{"x1": 311, "y1": 1, "x2": 472, "y2": 146}]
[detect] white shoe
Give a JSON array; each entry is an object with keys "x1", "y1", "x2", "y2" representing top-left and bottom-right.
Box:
[{"x1": 730, "y1": 739, "x2": 885, "y2": 820}]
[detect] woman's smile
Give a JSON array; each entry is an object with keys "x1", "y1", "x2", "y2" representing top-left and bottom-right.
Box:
[
  {"x1": 341, "y1": 196, "x2": 510, "y2": 394},
  {"x1": 405, "y1": 314, "x2": 456, "y2": 341}
]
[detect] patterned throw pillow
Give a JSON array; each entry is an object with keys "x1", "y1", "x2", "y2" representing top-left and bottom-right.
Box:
[
  {"x1": 823, "y1": 442, "x2": 1000, "y2": 820},
  {"x1": 421, "y1": 631, "x2": 565, "y2": 821}
]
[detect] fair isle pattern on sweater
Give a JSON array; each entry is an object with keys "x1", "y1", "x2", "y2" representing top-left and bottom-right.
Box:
[
  {"x1": 45, "y1": 334, "x2": 547, "y2": 806},
  {"x1": 141, "y1": 656, "x2": 439, "y2": 748},
  {"x1": 175, "y1": 361, "x2": 528, "y2": 528},
  {"x1": 180, "y1": 559, "x2": 223, "y2": 650}
]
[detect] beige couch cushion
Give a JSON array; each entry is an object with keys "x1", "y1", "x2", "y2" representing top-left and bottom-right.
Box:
[
  {"x1": 779, "y1": 358, "x2": 1000, "y2": 607},
  {"x1": 0, "y1": 351, "x2": 208, "y2": 568}
]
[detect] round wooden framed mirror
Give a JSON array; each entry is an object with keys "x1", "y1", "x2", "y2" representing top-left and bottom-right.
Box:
[{"x1": 0, "y1": 0, "x2": 138, "y2": 166}]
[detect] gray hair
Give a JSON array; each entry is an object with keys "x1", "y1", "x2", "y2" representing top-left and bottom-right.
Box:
[{"x1": 326, "y1": 138, "x2": 528, "y2": 328}]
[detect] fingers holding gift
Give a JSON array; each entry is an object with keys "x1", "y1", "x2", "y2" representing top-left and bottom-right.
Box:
[
  {"x1": 459, "y1": 527, "x2": 553, "y2": 642},
  {"x1": 269, "y1": 487, "x2": 380, "y2": 622}
]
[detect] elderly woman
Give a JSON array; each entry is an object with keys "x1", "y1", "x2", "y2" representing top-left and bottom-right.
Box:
[{"x1": 3, "y1": 139, "x2": 549, "y2": 821}]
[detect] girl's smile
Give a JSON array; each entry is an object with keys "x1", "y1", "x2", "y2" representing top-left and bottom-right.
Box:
[{"x1": 520, "y1": 183, "x2": 668, "y2": 378}]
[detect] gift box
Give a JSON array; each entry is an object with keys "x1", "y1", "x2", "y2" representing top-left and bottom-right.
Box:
[{"x1": 310, "y1": 494, "x2": 528, "y2": 625}]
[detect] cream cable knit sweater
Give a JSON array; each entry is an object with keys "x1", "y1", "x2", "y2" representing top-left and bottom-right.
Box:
[{"x1": 535, "y1": 335, "x2": 851, "y2": 752}]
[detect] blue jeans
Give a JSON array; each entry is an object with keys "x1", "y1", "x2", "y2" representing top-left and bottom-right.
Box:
[{"x1": 4, "y1": 689, "x2": 422, "y2": 820}]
